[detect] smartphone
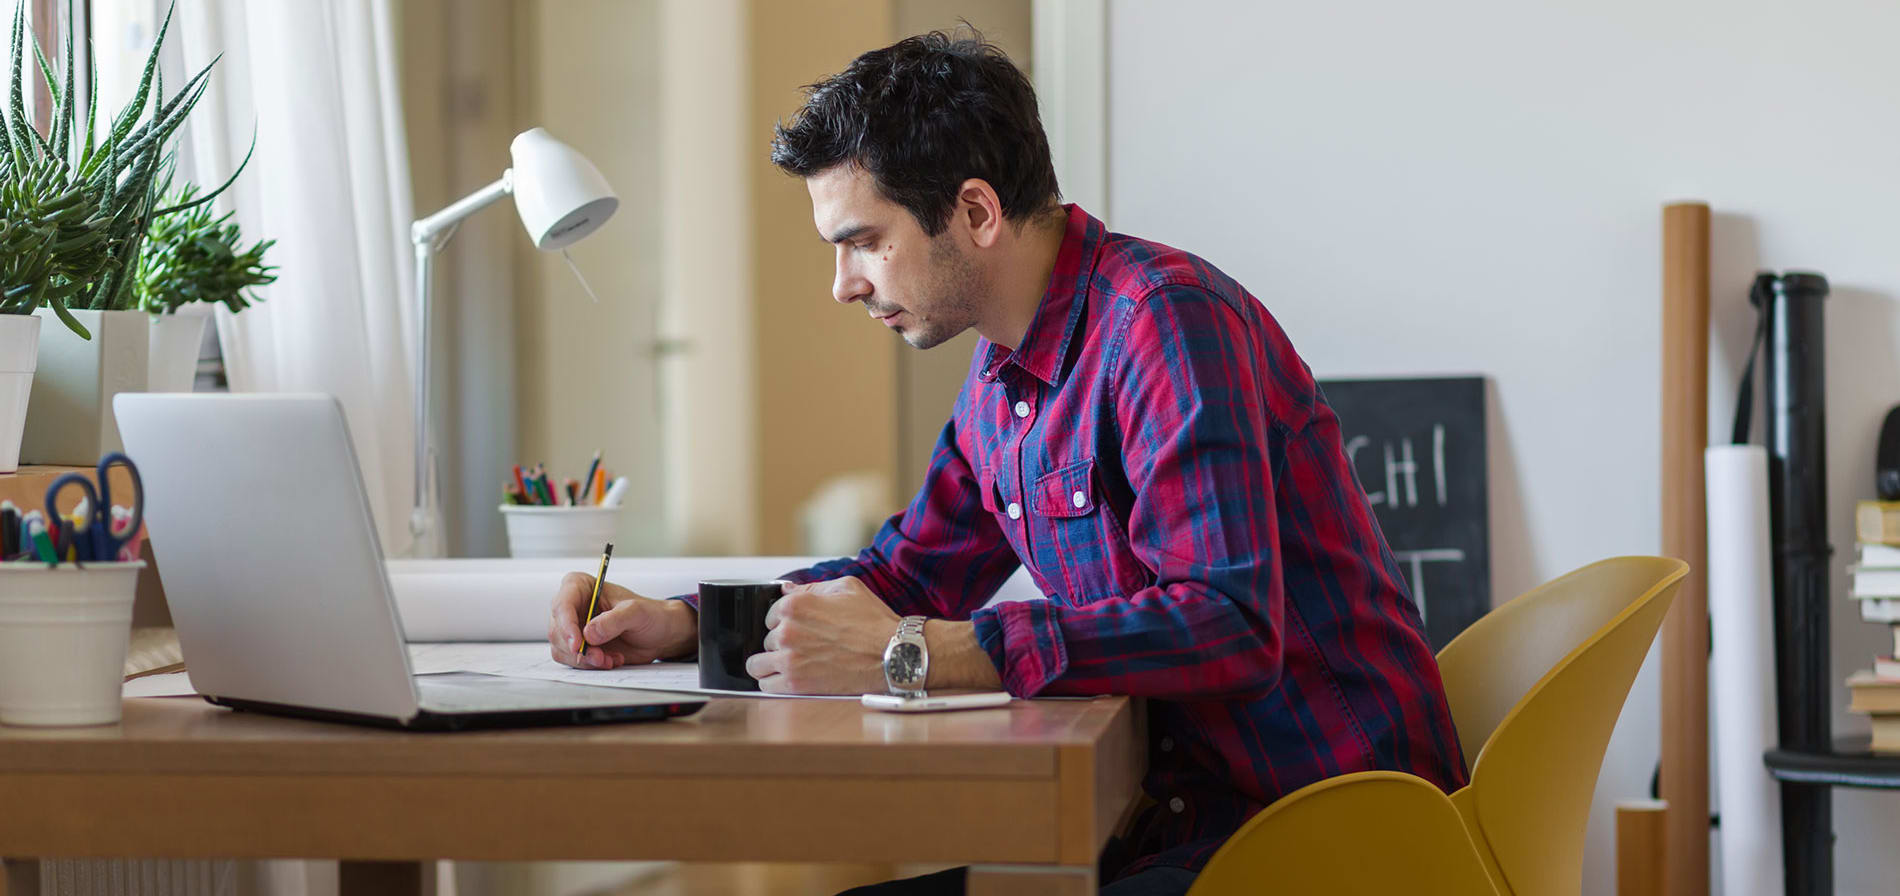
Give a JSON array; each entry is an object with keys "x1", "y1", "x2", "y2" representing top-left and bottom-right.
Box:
[{"x1": 861, "y1": 691, "x2": 1013, "y2": 712}]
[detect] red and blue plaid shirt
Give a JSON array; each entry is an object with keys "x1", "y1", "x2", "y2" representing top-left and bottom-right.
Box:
[{"x1": 783, "y1": 205, "x2": 1466, "y2": 877}]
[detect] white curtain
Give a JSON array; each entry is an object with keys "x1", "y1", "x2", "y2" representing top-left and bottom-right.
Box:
[
  {"x1": 41, "y1": 3, "x2": 427, "y2": 894},
  {"x1": 175, "y1": 0, "x2": 420, "y2": 556}
]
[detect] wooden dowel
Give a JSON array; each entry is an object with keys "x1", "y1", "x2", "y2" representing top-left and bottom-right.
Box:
[
  {"x1": 1660, "y1": 200, "x2": 1711, "y2": 896},
  {"x1": 1618, "y1": 800, "x2": 1668, "y2": 896}
]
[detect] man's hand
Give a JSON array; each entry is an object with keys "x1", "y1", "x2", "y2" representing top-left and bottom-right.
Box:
[
  {"x1": 548, "y1": 572, "x2": 698, "y2": 669},
  {"x1": 745, "y1": 576, "x2": 899, "y2": 695}
]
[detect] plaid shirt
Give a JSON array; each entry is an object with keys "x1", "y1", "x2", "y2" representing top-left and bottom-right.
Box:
[{"x1": 781, "y1": 205, "x2": 1466, "y2": 877}]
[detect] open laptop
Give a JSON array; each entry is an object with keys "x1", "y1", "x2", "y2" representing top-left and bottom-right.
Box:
[{"x1": 114, "y1": 392, "x2": 704, "y2": 731}]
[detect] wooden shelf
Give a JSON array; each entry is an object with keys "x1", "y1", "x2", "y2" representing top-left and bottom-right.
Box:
[
  {"x1": 0, "y1": 464, "x2": 140, "y2": 515},
  {"x1": 1764, "y1": 736, "x2": 1900, "y2": 789}
]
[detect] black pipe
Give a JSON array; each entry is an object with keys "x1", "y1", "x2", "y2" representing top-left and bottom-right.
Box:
[{"x1": 1759, "y1": 270, "x2": 1833, "y2": 896}]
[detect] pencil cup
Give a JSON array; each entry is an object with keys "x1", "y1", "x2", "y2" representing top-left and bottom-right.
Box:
[
  {"x1": 0, "y1": 561, "x2": 145, "y2": 726},
  {"x1": 500, "y1": 505, "x2": 620, "y2": 558}
]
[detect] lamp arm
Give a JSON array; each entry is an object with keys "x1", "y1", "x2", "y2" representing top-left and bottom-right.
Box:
[
  {"x1": 413, "y1": 171, "x2": 514, "y2": 245},
  {"x1": 406, "y1": 171, "x2": 515, "y2": 554}
]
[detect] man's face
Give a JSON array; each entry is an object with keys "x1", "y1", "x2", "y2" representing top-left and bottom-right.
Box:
[{"x1": 807, "y1": 166, "x2": 983, "y2": 350}]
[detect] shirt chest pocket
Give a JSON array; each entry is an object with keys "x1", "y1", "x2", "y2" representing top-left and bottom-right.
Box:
[{"x1": 1030, "y1": 458, "x2": 1151, "y2": 600}]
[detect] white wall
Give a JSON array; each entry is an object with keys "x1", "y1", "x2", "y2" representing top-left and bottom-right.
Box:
[
  {"x1": 1106, "y1": 1, "x2": 1900, "y2": 893},
  {"x1": 517, "y1": 0, "x2": 667, "y2": 555}
]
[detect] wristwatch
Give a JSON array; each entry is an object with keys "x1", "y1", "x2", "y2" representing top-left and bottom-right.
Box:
[{"x1": 883, "y1": 615, "x2": 929, "y2": 698}]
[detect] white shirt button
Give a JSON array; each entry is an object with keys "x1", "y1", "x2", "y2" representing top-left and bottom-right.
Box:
[
  {"x1": 1169, "y1": 797, "x2": 1186, "y2": 814},
  {"x1": 1160, "y1": 737, "x2": 1174, "y2": 753},
  {"x1": 1014, "y1": 401, "x2": 1030, "y2": 418},
  {"x1": 1006, "y1": 502, "x2": 1022, "y2": 520},
  {"x1": 1072, "y1": 490, "x2": 1087, "y2": 508}
]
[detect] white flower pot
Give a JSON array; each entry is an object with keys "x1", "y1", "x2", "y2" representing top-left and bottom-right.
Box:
[
  {"x1": 21, "y1": 308, "x2": 149, "y2": 465},
  {"x1": 0, "y1": 314, "x2": 41, "y2": 473},
  {"x1": 145, "y1": 311, "x2": 207, "y2": 394},
  {"x1": 500, "y1": 505, "x2": 620, "y2": 558},
  {"x1": 0, "y1": 561, "x2": 145, "y2": 726}
]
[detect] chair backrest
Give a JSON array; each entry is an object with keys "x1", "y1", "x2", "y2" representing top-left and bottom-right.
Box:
[
  {"x1": 1455, "y1": 555, "x2": 1687, "y2": 896},
  {"x1": 1434, "y1": 556, "x2": 1682, "y2": 768}
]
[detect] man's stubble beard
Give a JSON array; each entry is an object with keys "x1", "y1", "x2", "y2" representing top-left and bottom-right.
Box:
[{"x1": 903, "y1": 234, "x2": 985, "y2": 350}]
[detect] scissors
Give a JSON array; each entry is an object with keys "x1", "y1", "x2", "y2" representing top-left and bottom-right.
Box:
[{"x1": 43, "y1": 452, "x2": 145, "y2": 564}]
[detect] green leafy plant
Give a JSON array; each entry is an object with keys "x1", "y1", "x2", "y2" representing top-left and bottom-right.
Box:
[
  {"x1": 135, "y1": 180, "x2": 275, "y2": 314},
  {"x1": 0, "y1": 153, "x2": 109, "y2": 315},
  {"x1": 0, "y1": 0, "x2": 241, "y2": 338}
]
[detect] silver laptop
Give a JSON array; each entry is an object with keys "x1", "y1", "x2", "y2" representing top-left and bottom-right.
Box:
[{"x1": 114, "y1": 392, "x2": 703, "y2": 731}]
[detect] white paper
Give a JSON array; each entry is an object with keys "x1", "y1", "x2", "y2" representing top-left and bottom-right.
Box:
[
  {"x1": 405, "y1": 641, "x2": 854, "y2": 700},
  {"x1": 1706, "y1": 445, "x2": 1785, "y2": 896},
  {"x1": 122, "y1": 671, "x2": 197, "y2": 698},
  {"x1": 386, "y1": 556, "x2": 834, "y2": 641},
  {"x1": 387, "y1": 555, "x2": 1048, "y2": 642}
]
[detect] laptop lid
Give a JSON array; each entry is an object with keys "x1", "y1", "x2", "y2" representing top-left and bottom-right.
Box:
[{"x1": 115, "y1": 393, "x2": 421, "y2": 720}]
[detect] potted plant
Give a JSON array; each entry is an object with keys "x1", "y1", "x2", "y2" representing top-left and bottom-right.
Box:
[
  {"x1": 2, "y1": 1, "x2": 239, "y2": 463},
  {"x1": 136, "y1": 179, "x2": 276, "y2": 392},
  {"x1": 0, "y1": 154, "x2": 110, "y2": 470}
]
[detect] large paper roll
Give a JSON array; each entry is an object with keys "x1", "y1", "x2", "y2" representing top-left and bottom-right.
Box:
[
  {"x1": 388, "y1": 556, "x2": 1047, "y2": 641},
  {"x1": 1706, "y1": 445, "x2": 1784, "y2": 896}
]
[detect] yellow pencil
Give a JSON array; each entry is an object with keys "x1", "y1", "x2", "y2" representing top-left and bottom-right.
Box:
[{"x1": 578, "y1": 542, "x2": 614, "y2": 663}]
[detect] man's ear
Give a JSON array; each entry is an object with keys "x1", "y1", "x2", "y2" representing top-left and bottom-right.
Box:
[{"x1": 956, "y1": 179, "x2": 1005, "y2": 249}]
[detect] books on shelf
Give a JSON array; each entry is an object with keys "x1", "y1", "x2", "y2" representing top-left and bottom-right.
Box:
[
  {"x1": 1847, "y1": 670, "x2": 1900, "y2": 750},
  {"x1": 1856, "y1": 597, "x2": 1900, "y2": 623},
  {"x1": 1853, "y1": 568, "x2": 1900, "y2": 600},
  {"x1": 1860, "y1": 501, "x2": 1900, "y2": 546},
  {"x1": 1848, "y1": 670, "x2": 1900, "y2": 713},
  {"x1": 1847, "y1": 501, "x2": 1900, "y2": 749},
  {"x1": 1878, "y1": 656, "x2": 1900, "y2": 680},
  {"x1": 1875, "y1": 715, "x2": 1900, "y2": 752},
  {"x1": 1860, "y1": 542, "x2": 1900, "y2": 569}
]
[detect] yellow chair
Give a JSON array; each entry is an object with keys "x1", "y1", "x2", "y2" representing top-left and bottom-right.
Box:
[{"x1": 1185, "y1": 556, "x2": 1687, "y2": 896}]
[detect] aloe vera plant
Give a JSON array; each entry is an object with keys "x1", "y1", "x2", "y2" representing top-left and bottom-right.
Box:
[{"x1": 0, "y1": 0, "x2": 239, "y2": 338}]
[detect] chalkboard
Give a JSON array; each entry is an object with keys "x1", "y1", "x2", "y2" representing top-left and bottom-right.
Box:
[{"x1": 1316, "y1": 377, "x2": 1489, "y2": 650}]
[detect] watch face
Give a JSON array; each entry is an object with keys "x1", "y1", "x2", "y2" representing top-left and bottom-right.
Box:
[{"x1": 886, "y1": 641, "x2": 925, "y2": 684}]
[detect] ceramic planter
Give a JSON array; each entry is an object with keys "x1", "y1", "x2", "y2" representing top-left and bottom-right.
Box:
[
  {"x1": 0, "y1": 313, "x2": 41, "y2": 472},
  {"x1": 21, "y1": 308, "x2": 149, "y2": 465},
  {"x1": 146, "y1": 311, "x2": 208, "y2": 394}
]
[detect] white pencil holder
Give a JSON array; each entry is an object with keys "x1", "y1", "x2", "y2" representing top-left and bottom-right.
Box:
[
  {"x1": 0, "y1": 561, "x2": 145, "y2": 726},
  {"x1": 500, "y1": 505, "x2": 620, "y2": 558}
]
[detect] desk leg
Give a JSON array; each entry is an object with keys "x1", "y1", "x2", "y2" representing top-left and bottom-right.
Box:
[
  {"x1": 339, "y1": 860, "x2": 434, "y2": 896},
  {"x1": 2, "y1": 858, "x2": 39, "y2": 896},
  {"x1": 967, "y1": 864, "x2": 1095, "y2": 896}
]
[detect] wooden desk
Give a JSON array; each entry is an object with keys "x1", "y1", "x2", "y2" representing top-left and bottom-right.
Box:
[{"x1": 0, "y1": 695, "x2": 1144, "y2": 895}]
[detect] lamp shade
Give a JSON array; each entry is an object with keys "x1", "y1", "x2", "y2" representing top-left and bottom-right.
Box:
[{"x1": 509, "y1": 127, "x2": 619, "y2": 251}]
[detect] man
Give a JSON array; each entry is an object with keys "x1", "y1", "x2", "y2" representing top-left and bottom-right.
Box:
[{"x1": 547, "y1": 31, "x2": 1465, "y2": 896}]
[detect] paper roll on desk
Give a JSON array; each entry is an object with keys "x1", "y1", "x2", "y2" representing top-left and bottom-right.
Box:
[
  {"x1": 389, "y1": 556, "x2": 1049, "y2": 641},
  {"x1": 1706, "y1": 445, "x2": 1784, "y2": 896}
]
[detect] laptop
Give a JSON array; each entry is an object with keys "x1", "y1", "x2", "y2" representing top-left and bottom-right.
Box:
[{"x1": 114, "y1": 392, "x2": 705, "y2": 731}]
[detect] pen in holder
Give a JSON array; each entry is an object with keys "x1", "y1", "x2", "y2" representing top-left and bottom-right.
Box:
[{"x1": 500, "y1": 458, "x2": 626, "y2": 558}]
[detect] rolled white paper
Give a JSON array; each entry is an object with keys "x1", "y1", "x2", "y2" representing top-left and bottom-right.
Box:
[
  {"x1": 1706, "y1": 445, "x2": 1784, "y2": 896},
  {"x1": 388, "y1": 556, "x2": 1046, "y2": 641}
]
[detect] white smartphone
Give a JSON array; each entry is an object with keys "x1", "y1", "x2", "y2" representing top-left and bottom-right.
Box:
[{"x1": 861, "y1": 691, "x2": 1013, "y2": 712}]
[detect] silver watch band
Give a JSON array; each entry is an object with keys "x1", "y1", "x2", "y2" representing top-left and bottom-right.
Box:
[{"x1": 885, "y1": 615, "x2": 929, "y2": 698}]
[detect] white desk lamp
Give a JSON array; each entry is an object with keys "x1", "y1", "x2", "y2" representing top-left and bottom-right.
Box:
[{"x1": 407, "y1": 127, "x2": 619, "y2": 556}]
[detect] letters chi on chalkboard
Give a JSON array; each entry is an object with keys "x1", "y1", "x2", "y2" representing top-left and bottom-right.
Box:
[{"x1": 1317, "y1": 377, "x2": 1489, "y2": 651}]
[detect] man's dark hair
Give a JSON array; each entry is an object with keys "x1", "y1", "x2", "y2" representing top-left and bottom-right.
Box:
[{"x1": 770, "y1": 30, "x2": 1061, "y2": 236}]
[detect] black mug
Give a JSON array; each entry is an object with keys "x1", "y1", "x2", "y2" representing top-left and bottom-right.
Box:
[{"x1": 697, "y1": 579, "x2": 786, "y2": 691}]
